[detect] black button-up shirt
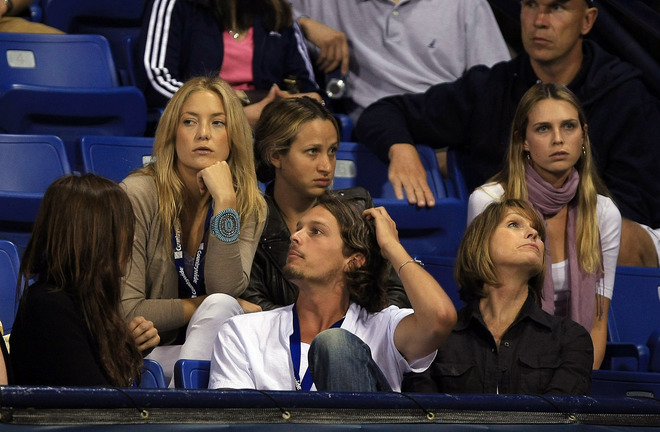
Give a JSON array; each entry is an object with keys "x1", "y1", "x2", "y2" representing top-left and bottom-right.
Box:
[{"x1": 404, "y1": 294, "x2": 593, "y2": 395}]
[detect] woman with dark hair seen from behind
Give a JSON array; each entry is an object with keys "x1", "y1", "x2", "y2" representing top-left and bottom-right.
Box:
[
  {"x1": 120, "y1": 76, "x2": 266, "y2": 383},
  {"x1": 241, "y1": 96, "x2": 409, "y2": 310},
  {"x1": 404, "y1": 199, "x2": 593, "y2": 395},
  {"x1": 10, "y1": 174, "x2": 159, "y2": 386},
  {"x1": 467, "y1": 83, "x2": 621, "y2": 369},
  {"x1": 141, "y1": 0, "x2": 322, "y2": 126}
]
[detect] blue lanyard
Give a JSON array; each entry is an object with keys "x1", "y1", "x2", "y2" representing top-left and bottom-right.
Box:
[
  {"x1": 290, "y1": 304, "x2": 345, "y2": 391},
  {"x1": 171, "y1": 205, "x2": 213, "y2": 298}
]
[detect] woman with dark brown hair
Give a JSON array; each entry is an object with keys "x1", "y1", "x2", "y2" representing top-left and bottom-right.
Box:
[{"x1": 10, "y1": 174, "x2": 159, "y2": 386}]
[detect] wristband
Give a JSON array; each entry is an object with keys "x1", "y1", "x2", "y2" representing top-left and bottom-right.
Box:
[
  {"x1": 398, "y1": 258, "x2": 424, "y2": 276},
  {"x1": 210, "y1": 208, "x2": 240, "y2": 243}
]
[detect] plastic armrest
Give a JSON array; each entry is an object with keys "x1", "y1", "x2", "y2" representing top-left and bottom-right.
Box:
[{"x1": 603, "y1": 342, "x2": 650, "y2": 372}]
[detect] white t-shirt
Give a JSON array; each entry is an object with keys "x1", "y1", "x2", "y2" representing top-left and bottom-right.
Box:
[
  {"x1": 208, "y1": 303, "x2": 435, "y2": 392},
  {"x1": 467, "y1": 182, "x2": 621, "y2": 300}
]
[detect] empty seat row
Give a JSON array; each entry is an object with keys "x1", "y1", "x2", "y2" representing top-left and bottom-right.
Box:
[{"x1": 0, "y1": 33, "x2": 148, "y2": 170}]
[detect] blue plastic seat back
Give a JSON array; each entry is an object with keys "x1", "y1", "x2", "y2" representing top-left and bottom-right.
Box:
[
  {"x1": 42, "y1": 0, "x2": 148, "y2": 32},
  {"x1": 603, "y1": 266, "x2": 660, "y2": 371},
  {"x1": 0, "y1": 33, "x2": 147, "y2": 169},
  {"x1": 334, "y1": 141, "x2": 446, "y2": 200},
  {"x1": 412, "y1": 254, "x2": 462, "y2": 309},
  {"x1": 333, "y1": 142, "x2": 466, "y2": 257},
  {"x1": 174, "y1": 359, "x2": 210, "y2": 389},
  {"x1": 445, "y1": 150, "x2": 469, "y2": 202},
  {"x1": 647, "y1": 328, "x2": 660, "y2": 373},
  {"x1": 0, "y1": 33, "x2": 119, "y2": 87},
  {"x1": 591, "y1": 369, "x2": 660, "y2": 399},
  {"x1": 0, "y1": 134, "x2": 72, "y2": 223},
  {"x1": 139, "y1": 359, "x2": 167, "y2": 389},
  {"x1": 41, "y1": 0, "x2": 149, "y2": 86},
  {"x1": 608, "y1": 266, "x2": 660, "y2": 344},
  {"x1": 79, "y1": 135, "x2": 154, "y2": 183},
  {"x1": 0, "y1": 240, "x2": 20, "y2": 335}
]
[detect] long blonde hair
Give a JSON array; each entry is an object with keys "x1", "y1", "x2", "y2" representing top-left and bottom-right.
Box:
[
  {"x1": 491, "y1": 83, "x2": 609, "y2": 273},
  {"x1": 135, "y1": 76, "x2": 265, "y2": 241}
]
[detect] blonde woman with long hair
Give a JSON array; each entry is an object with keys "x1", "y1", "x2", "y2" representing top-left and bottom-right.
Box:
[
  {"x1": 467, "y1": 83, "x2": 621, "y2": 369},
  {"x1": 121, "y1": 76, "x2": 266, "y2": 382}
]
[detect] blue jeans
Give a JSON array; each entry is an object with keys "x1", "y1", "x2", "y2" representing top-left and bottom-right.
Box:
[{"x1": 308, "y1": 328, "x2": 393, "y2": 392}]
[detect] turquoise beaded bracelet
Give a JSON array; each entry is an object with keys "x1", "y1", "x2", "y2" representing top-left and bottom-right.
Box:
[{"x1": 210, "y1": 208, "x2": 240, "y2": 242}]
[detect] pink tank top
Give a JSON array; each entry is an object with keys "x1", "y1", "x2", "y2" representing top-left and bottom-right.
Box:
[{"x1": 219, "y1": 27, "x2": 255, "y2": 91}]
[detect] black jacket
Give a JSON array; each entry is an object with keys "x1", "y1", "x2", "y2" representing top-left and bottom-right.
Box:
[
  {"x1": 241, "y1": 184, "x2": 410, "y2": 310},
  {"x1": 403, "y1": 294, "x2": 593, "y2": 395},
  {"x1": 356, "y1": 40, "x2": 660, "y2": 228},
  {"x1": 139, "y1": 0, "x2": 319, "y2": 108}
]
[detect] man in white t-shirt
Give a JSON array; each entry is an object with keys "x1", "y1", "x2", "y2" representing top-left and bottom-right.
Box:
[{"x1": 209, "y1": 192, "x2": 457, "y2": 391}]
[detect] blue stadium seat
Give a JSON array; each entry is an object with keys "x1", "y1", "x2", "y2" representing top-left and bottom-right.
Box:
[
  {"x1": 118, "y1": 35, "x2": 141, "y2": 89},
  {"x1": 647, "y1": 328, "x2": 660, "y2": 373},
  {"x1": 602, "y1": 266, "x2": 660, "y2": 372},
  {"x1": 0, "y1": 240, "x2": 20, "y2": 335},
  {"x1": 334, "y1": 114, "x2": 353, "y2": 142},
  {"x1": 0, "y1": 134, "x2": 72, "y2": 253},
  {"x1": 334, "y1": 142, "x2": 466, "y2": 257},
  {"x1": 334, "y1": 141, "x2": 445, "y2": 199},
  {"x1": 591, "y1": 369, "x2": 660, "y2": 399},
  {"x1": 0, "y1": 33, "x2": 147, "y2": 170},
  {"x1": 174, "y1": 359, "x2": 210, "y2": 389},
  {"x1": 41, "y1": 0, "x2": 149, "y2": 86},
  {"x1": 139, "y1": 359, "x2": 167, "y2": 389},
  {"x1": 79, "y1": 135, "x2": 154, "y2": 183},
  {"x1": 444, "y1": 150, "x2": 469, "y2": 202},
  {"x1": 412, "y1": 255, "x2": 462, "y2": 309}
]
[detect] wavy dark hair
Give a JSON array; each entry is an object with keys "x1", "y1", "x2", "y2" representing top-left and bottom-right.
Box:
[
  {"x1": 18, "y1": 174, "x2": 143, "y2": 386},
  {"x1": 455, "y1": 199, "x2": 547, "y2": 306},
  {"x1": 315, "y1": 192, "x2": 389, "y2": 313}
]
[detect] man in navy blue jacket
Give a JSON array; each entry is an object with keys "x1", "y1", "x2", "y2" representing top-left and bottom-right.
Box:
[{"x1": 355, "y1": 0, "x2": 660, "y2": 267}]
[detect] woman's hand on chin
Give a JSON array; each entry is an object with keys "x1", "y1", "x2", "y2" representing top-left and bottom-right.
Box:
[{"x1": 197, "y1": 161, "x2": 237, "y2": 210}]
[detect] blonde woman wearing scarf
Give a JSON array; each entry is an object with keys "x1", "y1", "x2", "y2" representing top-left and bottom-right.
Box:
[{"x1": 467, "y1": 83, "x2": 621, "y2": 369}]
